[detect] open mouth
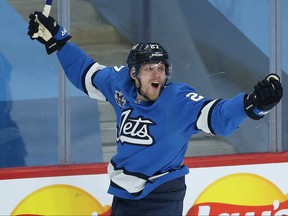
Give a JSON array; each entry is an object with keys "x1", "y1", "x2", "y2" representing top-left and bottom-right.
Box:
[{"x1": 151, "y1": 82, "x2": 160, "y2": 88}]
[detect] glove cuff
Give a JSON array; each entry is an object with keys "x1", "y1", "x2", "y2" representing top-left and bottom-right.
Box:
[
  {"x1": 45, "y1": 35, "x2": 72, "y2": 55},
  {"x1": 44, "y1": 24, "x2": 71, "y2": 54},
  {"x1": 244, "y1": 94, "x2": 264, "y2": 120}
]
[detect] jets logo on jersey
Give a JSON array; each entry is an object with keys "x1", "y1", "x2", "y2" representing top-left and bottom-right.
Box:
[
  {"x1": 114, "y1": 90, "x2": 126, "y2": 107},
  {"x1": 117, "y1": 109, "x2": 156, "y2": 145}
]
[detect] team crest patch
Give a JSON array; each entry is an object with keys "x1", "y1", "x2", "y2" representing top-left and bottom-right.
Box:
[{"x1": 114, "y1": 90, "x2": 126, "y2": 107}]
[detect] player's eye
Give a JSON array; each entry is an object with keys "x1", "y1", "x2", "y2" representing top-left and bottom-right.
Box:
[
  {"x1": 157, "y1": 66, "x2": 165, "y2": 72},
  {"x1": 141, "y1": 63, "x2": 165, "y2": 72},
  {"x1": 142, "y1": 64, "x2": 154, "y2": 71}
]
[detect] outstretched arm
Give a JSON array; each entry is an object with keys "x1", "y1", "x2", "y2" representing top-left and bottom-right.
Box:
[
  {"x1": 196, "y1": 74, "x2": 283, "y2": 136},
  {"x1": 27, "y1": 11, "x2": 107, "y2": 100}
]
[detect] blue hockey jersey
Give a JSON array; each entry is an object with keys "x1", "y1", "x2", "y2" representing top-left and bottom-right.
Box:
[{"x1": 57, "y1": 42, "x2": 248, "y2": 200}]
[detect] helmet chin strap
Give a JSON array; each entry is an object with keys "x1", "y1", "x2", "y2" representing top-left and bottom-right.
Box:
[{"x1": 135, "y1": 77, "x2": 151, "y2": 101}]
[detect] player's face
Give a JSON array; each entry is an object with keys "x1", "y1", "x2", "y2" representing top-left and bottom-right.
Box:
[{"x1": 132, "y1": 62, "x2": 167, "y2": 101}]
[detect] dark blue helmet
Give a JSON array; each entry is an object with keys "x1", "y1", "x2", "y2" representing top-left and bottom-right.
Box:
[{"x1": 127, "y1": 42, "x2": 171, "y2": 76}]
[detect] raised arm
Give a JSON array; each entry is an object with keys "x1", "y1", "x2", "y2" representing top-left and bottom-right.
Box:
[{"x1": 27, "y1": 11, "x2": 107, "y2": 100}]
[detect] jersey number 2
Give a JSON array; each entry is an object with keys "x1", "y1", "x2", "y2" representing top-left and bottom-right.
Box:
[{"x1": 186, "y1": 92, "x2": 204, "y2": 102}]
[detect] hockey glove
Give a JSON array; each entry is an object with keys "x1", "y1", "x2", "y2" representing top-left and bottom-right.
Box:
[
  {"x1": 244, "y1": 73, "x2": 283, "y2": 120},
  {"x1": 27, "y1": 12, "x2": 71, "y2": 55}
]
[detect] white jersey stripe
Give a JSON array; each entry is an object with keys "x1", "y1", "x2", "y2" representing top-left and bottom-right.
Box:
[
  {"x1": 108, "y1": 162, "x2": 171, "y2": 194},
  {"x1": 108, "y1": 162, "x2": 147, "y2": 193},
  {"x1": 196, "y1": 99, "x2": 218, "y2": 134},
  {"x1": 85, "y1": 62, "x2": 107, "y2": 101}
]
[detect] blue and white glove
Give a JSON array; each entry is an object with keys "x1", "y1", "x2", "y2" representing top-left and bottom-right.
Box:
[
  {"x1": 27, "y1": 11, "x2": 71, "y2": 54},
  {"x1": 244, "y1": 74, "x2": 283, "y2": 120}
]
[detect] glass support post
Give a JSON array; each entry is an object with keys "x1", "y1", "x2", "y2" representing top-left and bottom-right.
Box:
[
  {"x1": 58, "y1": 0, "x2": 71, "y2": 164},
  {"x1": 269, "y1": 0, "x2": 282, "y2": 151}
]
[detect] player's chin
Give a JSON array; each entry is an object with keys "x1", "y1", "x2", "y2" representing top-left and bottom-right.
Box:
[{"x1": 148, "y1": 92, "x2": 161, "y2": 101}]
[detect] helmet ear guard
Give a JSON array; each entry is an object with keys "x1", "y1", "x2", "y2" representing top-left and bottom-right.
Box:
[
  {"x1": 131, "y1": 67, "x2": 136, "y2": 77},
  {"x1": 165, "y1": 63, "x2": 172, "y2": 78}
]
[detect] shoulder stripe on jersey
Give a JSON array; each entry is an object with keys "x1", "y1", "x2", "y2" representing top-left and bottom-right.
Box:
[
  {"x1": 196, "y1": 99, "x2": 221, "y2": 135},
  {"x1": 81, "y1": 62, "x2": 94, "y2": 95},
  {"x1": 82, "y1": 62, "x2": 106, "y2": 100}
]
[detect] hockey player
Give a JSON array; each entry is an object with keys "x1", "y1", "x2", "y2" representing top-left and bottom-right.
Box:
[{"x1": 27, "y1": 12, "x2": 283, "y2": 216}]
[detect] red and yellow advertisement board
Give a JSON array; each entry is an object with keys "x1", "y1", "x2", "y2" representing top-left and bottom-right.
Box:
[{"x1": 0, "y1": 153, "x2": 288, "y2": 215}]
